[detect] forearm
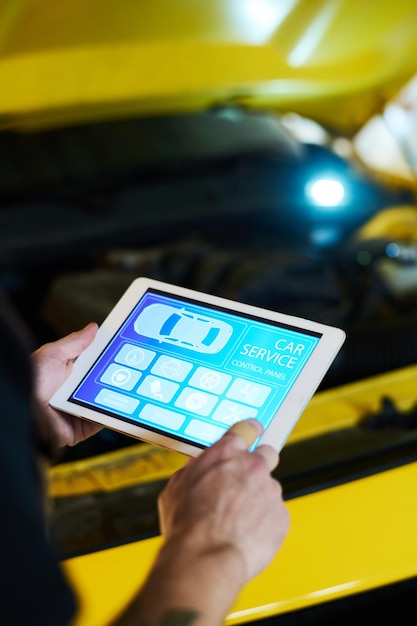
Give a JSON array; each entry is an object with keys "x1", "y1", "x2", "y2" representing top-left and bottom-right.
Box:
[{"x1": 111, "y1": 538, "x2": 246, "y2": 626}]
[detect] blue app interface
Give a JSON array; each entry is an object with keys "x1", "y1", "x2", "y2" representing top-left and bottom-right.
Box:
[{"x1": 70, "y1": 289, "x2": 321, "y2": 448}]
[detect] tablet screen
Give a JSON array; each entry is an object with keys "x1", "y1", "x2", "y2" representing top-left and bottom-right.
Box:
[{"x1": 68, "y1": 288, "x2": 322, "y2": 449}]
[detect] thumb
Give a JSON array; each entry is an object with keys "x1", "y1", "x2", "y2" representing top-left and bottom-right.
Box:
[{"x1": 54, "y1": 322, "x2": 99, "y2": 361}]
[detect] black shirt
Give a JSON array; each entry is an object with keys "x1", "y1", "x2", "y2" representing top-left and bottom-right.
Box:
[{"x1": 0, "y1": 291, "x2": 76, "y2": 625}]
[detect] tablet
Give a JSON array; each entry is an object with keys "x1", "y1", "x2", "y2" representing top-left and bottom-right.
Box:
[{"x1": 50, "y1": 277, "x2": 346, "y2": 456}]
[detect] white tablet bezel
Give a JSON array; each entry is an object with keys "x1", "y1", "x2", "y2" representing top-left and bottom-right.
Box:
[{"x1": 50, "y1": 277, "x2": 345, "y2": 456}]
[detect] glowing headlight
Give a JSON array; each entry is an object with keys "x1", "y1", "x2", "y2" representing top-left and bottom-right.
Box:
[{"x1": 306, "y1": 178, "x2": 345, "y2": 207}]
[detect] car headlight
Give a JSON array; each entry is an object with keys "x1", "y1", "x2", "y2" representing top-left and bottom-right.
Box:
[{"x1": 305, "y1": 177, "x2": 346, "y2": 207}]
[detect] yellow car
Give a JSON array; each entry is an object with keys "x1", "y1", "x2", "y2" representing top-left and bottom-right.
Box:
[{"x1": 1, "y1": 2, "x2": 417, "y2": 624}]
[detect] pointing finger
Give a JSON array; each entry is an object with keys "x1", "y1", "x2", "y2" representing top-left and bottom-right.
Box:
[{"x1": 225, "y1": 418, "x2": 264, "y2": 449}]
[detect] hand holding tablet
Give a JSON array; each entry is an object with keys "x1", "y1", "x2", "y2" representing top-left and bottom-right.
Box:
[{"x1": 50, "y1": 277, "x2": 345, "y2": 456}]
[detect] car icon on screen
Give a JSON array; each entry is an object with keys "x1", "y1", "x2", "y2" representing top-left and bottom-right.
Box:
[{"x1": 133, "y1": 303, "x2": 233, "y2": 354}]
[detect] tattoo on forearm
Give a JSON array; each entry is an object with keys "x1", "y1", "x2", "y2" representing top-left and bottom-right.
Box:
[
  {"x1": 161, "y1": 610, "x2": 200, "y2": 626},
  {"x1": 119, "y1": 609, "x2": 200, "y2": 626}
]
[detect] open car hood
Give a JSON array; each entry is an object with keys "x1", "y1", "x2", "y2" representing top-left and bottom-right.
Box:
[{"x1": 1, "y1": 0, "x2": 417, "y2": 133}]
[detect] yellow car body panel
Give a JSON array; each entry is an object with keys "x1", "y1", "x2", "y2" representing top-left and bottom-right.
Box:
[
  {"x1": 62, "y1": 461, "x2": 417, "y2": 626},
  {"x1": 1, "y1": 0, "x2": 417, "y2": 133}
]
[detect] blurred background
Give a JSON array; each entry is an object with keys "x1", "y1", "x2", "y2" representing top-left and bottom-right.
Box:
[{"x1": 1, "y1": 1, "x2": 417, "y2": 624}]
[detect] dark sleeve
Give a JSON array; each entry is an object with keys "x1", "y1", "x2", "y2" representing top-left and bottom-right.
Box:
[{"x1": 0, "y1": 293, "x2": 77, "y2": 625}]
